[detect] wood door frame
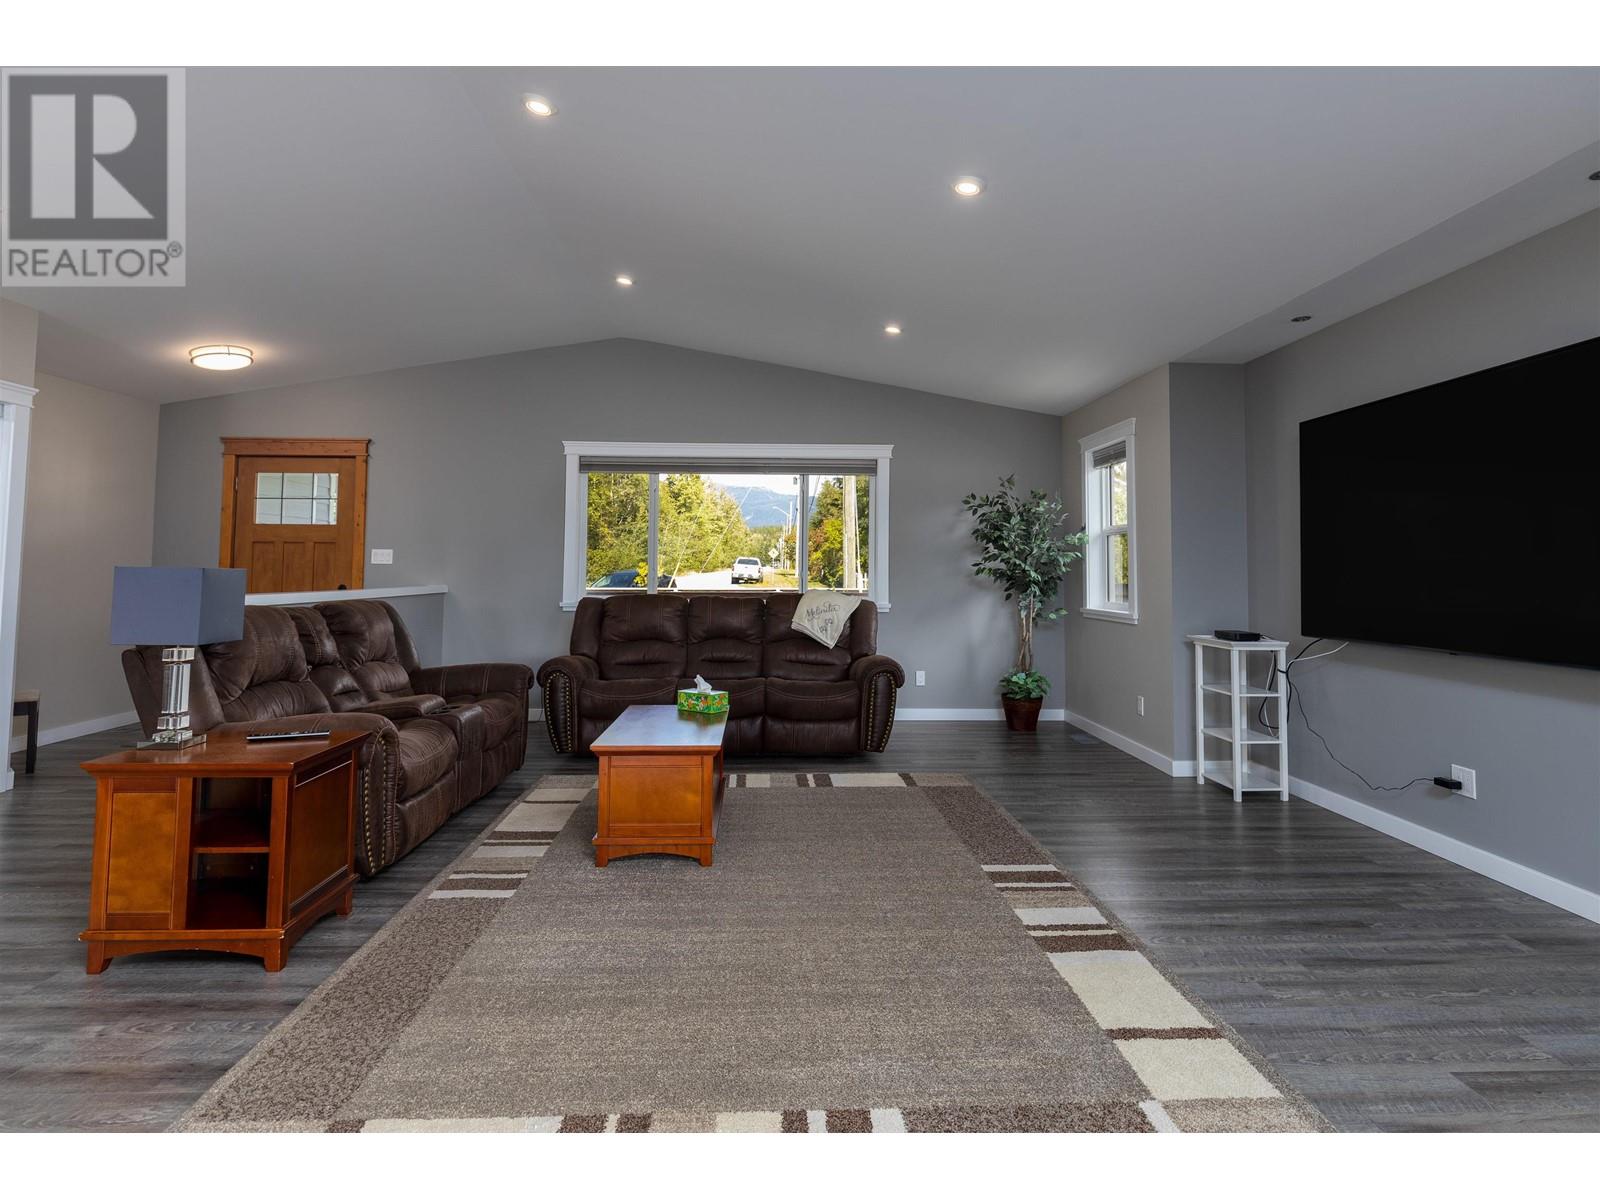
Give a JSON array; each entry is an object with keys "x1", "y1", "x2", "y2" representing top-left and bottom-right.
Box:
[{"x1": 219, "y1": 438, "x2": 370, "y2": 590}]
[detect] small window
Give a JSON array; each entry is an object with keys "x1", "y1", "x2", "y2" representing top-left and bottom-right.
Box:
[
  {"x1": 1081, "y1": 420, "x2": 1137, "y2": 622},
  {"x1": 253, "y1": 471, "x2": 339, "y2": 525}
]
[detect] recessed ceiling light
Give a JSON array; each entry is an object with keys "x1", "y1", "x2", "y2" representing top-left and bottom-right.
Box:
[
  {"x1": 522, "y1": 94, "x2": 557, "y2": 118},
  {"x1": 615, "y1": 275, "x2": 634, "y2": 288},
  {"x1": 951, "y1": 176, "x2": 985, "y2": 198},
  {"x1": 1290, "y1": 314, "x2": 1313, "y2": 323},
  {"x1": 884, "y1": 323, "x2": 903, "y2": 336},
  {"x1": 188, "y1": 344, "x2": 254, "y2": 370}
]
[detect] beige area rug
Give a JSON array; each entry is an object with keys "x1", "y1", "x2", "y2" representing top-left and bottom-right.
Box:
[{"x1": 176, "y1": 773, "x2": 1329, "y2": 1133}]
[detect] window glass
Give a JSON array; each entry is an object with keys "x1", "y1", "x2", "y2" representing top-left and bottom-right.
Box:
[
  {"x1": 658, "y1": 473, "x2": 800, "y2": 590},
  {"x1": 253, "y1": 471, "x2": 338, "y2": 525},
  {"x1": 805, "y1": 474, "x2": 870, "y2": 591},
  {"x1": 1109, "y1": 460, "x2": 1129, "y2": 525},
  {"x1": 585, "y1": 472, "x2": 650, "y2": 589}
]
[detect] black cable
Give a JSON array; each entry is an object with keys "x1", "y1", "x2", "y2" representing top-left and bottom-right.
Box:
[{"x1": 1258, "y1": 639, "x2": 1432, "y2": 793}]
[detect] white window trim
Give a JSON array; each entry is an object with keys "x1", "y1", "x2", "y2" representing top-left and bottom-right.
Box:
[
  {"x1": 1079, "y1": 417, "x2": 1138, "y2": 624},
  {"x1": 561, "y1": 441, "x2": 893, "y2": 611}
]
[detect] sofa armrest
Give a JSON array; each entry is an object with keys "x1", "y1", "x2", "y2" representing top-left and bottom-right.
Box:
[
  {"x1": 535, "y1": 655, "x2": 598, "y2": 754},
  {"x1": 850, "y1": 655, "x2": 903, "y2": 753},
  {"x1": 413, "y1": 662, "x2": 533, "y2": 700},
  {"x1": 535, "y1": 654, "x2": 598, "y2": 689},
  {"x1": 219, "y1": 712, "x2": 401, "y2": 876},
  {"x1": 358, "y1": 694, "x2": 448, "y2": 719},
  {"x1": 849, "y1": 654, "x2": 906, "y2": 688}
]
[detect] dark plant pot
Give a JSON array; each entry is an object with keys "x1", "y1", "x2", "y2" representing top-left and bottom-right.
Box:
[{"x1": 1002, "y1": 696, "x2": 1042, "y2": 732}]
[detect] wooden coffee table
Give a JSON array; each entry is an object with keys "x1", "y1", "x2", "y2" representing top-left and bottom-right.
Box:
[{"x1": 592, "y1": 705, "x2": 726, "y2": 867}]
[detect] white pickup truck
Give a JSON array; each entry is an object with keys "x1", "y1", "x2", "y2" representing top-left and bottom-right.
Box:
[{"x1": 731, "y1": 557, "x2": 764, "y2": 584}]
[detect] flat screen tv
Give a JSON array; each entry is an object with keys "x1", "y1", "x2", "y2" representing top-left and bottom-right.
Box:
[{"x1": 1299, "y1": 335, "x2": 1600, "y2": 670}]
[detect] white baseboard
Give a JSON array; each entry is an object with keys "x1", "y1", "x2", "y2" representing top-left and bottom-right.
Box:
[
  {"x1": 897, "y1": 708, "x2": 1065, "y2": 722},
  {"x1": 1061, "y1": 710, "x2": 1196, "y2": 777},
  {"x1": 1290, "y1": 773, "x2": 1600, "y2": 923},
  {"x1": 10, "y1": 709, "x2": 138, "y2": 753}
]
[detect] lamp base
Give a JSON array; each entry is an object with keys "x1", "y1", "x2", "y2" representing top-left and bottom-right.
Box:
[{"x1": 137, "y1": 732, "x2": 207, "y2": 751}]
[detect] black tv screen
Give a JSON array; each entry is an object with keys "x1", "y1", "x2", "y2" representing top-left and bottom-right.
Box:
[{"x1": 1300, "y1": 336, "x2": 1600, "y2": 670}]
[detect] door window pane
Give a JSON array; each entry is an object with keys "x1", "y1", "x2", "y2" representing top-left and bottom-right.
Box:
[
  {"x1": 806, "y1": 474, "x2": 869, "y2": 591},
  {"x1": 586, "y1": 472, "x2": 650, "y2": 589},
  {"x1": 254, "y1": 471, "x2": 339, "y2": 524}
]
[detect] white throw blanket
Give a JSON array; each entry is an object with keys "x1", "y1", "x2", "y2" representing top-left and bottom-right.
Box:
[{"x1": 791, "y1": 590, "x2": 863, "y2": 648}]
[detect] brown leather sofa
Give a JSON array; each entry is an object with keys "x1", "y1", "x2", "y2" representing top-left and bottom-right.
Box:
[
  {"x1": 537, "y1": 594, "x2": 903, "y2": 755},
  {"x1": 122, "y1": 600, "x2": 532, "y2": 876}
]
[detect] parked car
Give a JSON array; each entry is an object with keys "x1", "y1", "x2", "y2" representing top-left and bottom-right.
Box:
[
  {"x1": 731, "y1": 557, "x2": 764, "y2": 584},
  {"x1": 589, "y1": 569, "x2": 675, "y2": 590}
]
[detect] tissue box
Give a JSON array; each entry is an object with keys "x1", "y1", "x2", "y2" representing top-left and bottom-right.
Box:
[{"x1": 677, "y1": 689, "x2": 729, "y2": 715}]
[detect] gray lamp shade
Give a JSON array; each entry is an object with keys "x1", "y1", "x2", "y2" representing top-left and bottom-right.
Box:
[{"x1": 110, "y1": 567, "x2": 247, "y2": 646}]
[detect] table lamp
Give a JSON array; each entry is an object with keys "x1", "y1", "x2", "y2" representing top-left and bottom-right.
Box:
[{"x1": 110, "y1": 567, "x2": 246, "y2": 749}]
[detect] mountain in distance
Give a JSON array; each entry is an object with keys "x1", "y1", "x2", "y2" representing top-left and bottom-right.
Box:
[{"x1": 728, "y1": 485, "x2": 797, "y2": 528}]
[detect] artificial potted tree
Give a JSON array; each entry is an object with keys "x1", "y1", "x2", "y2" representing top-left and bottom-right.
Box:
[{"x1": 962, "y1": 477, "x2": 1086, "y2": 732}]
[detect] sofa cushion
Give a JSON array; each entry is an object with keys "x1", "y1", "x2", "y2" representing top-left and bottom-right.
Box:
[
  {"x1": 597, "y1": 595, "x2": 688, "y2": 680},
  {"x1": 207, "y1": 607, "x2": 330, "y2": 723},
  {"x1": 763, "y1": 595, "x2": 854, "y2": 681},
  {"x1": 395, "y1": 719, "x2": 456, "y2": 795},
  {"x1": 320, "y1": 599, "x2": 419, "y2": 699},
  {"x1": 686, "y1": 596, "x2": 764, "y2": 680},
  {"x1": 577, "y1": 676, "x2": 680, "y2": 719},
  {"x1": 285, "y1": 605, "x2": 370, "y2": 712},
  {"x1": 469, "y1": 692, "x2": 523, "y2": 747},
  {"x1": 764, "y1": 678, "x2": 860, "y2": 722}
]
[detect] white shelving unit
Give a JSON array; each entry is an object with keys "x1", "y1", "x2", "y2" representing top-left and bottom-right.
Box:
[{"x1": 1188, "y1": 634, "x2": 1289, "y2": 803}]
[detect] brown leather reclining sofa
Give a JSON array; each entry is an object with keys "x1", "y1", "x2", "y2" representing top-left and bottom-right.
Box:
[
  {"x1": 536, "y1": 594, "x2": 904, "y2": 755},
  {"x1": 122, "y1": 599, "x2": 532, "y2": 876}
]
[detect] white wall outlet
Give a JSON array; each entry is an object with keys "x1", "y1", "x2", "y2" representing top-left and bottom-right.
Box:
[
  {"x1": 370, "y1": 548, "x2": 394, "y2": 565},
  {"x1": 1450, "y1": 764, "x2": 1477, "y2": 799},
  {"x1": 915, "y1": 670, "x2": 926, "y2": 687},
  {"x1": 1136, "y1": 695, "x2": 1145, "y2": 716}
]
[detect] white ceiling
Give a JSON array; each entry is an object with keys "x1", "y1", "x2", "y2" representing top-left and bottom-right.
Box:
[{"x1": 8, "y1": 67, "x2": 1599, "y2": 414}]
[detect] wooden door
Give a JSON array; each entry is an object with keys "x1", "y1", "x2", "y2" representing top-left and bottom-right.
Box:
[{"x1": 220, "y1": 439, "x2": 369, "y2": 594}]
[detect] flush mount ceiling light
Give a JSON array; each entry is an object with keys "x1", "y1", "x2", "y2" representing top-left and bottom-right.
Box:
[
  {"x1": 884, "y1": 323, "x2": 903, "y2": 336},
  {"x1": 522, "y1": 94, "x2": 557, "y2": 118},
  {"x1": 188, "y1": 344, "x2": 254, "y2": 370},
  {"x1": 1290, "y1": 314, "x2": 1313, "y2": 323},
  {"x1": 614, "y1": 275, "x2": 634, "y2": 287},
  {"x1": 951, "y1": 176, "x2": 985, "y2": 198}
]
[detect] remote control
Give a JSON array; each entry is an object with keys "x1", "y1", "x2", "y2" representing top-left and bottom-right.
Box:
[{"x1": 245, "y1": 730, "x2": 333, "y2": 742}]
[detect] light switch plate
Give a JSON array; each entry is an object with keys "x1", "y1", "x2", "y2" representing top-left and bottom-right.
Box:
[
  {"x1": 915, "y1": 670, "x2": 926, "y2": 687},
  {"x1": 370, "y1": 548, "x2": 394, "y2": 565}
]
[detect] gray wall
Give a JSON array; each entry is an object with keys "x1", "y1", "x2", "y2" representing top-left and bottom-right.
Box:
[
  {"x1": 155, "y1": 338, "x2": 1064, "y2": 709},
  {"x1": 1168, "y1": 364, "x2": 1250, "y2": 757},
  {"x1": 1244, "y1": 210, "x2": 1600, "y2": 891},
  {"x1": 1061, "y1": 366, "x2": 1176, "y2": 754},
  {"x1": 0, "y1": 299, "x2": 38, "y2": 388},
  {"x1": 15, "y1": 371, "x2": 160, "y2": 736}
]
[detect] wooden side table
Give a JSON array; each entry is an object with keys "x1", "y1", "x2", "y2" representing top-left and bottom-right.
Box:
[
  {"x1": 79, "y1": 730, "x2": 369, "y2": 973},
  {"x1": 592, "y1": 705, "x2": 725, "y2": 867}
]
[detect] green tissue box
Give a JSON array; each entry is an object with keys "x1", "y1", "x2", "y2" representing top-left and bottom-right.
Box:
[{"x1": 677, "y1": 689, "x2": 729, "y2": 715}]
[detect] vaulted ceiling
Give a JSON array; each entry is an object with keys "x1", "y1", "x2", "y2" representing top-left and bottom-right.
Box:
[{"x1": 9, "y1": 67, "x2": 1599, "y2": 412}]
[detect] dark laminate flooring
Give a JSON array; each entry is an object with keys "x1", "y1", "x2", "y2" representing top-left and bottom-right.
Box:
[{"x1": 2, "y1": 721, "x2": 1596, "y2": 1132}]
